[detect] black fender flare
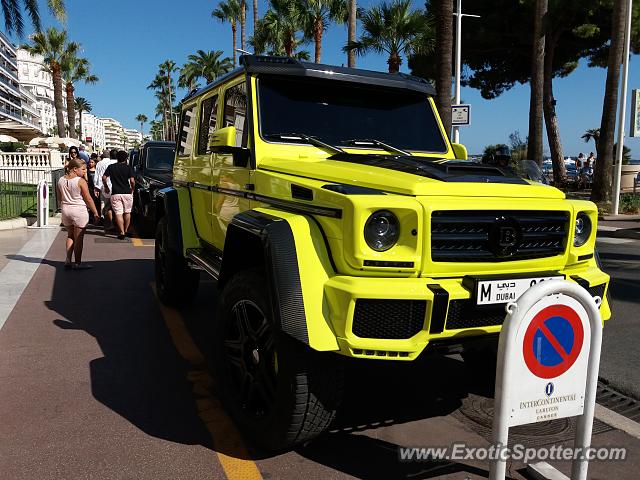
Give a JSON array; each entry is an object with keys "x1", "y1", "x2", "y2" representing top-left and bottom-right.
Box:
[
  {"x1": 219, "y1": 210, "x2": 309, "y2": 345},
  {"x1": 156, "y1": 187, "x2": 183, "y2": 255}
]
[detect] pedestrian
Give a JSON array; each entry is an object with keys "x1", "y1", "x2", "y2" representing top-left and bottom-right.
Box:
[
  {"x1": 103, "y1": 150, "x2": 135, "y2": 240},
  {"x1": 67, "y1": 146, "x2": 82, "y2": 175},
  {"x1": 587, "y1": 152, "x2": 596, "y2": 169},
  {"x1": 78, "y1": 144, "x2": 90, "y2": 164},
  {"x1": 576, "y1": 153, "x2": 585, "y2": 171},
  {"x1": 93, "y1": 149, "x2": 117, "y2": 232},
  {"x1": 86, "y1": 153, "x2": 101, "y2": 223},
  {"x1": 57, "y1": 158, "x2": 99, "y2": 270}
]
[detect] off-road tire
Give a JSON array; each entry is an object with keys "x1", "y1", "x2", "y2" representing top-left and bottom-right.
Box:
[
  {"x1": 154, "y1": 217, "x2": 199, "y2": 306},
  {"x1": 214, "y1": 268, "x2": 343, "y2": 452}
]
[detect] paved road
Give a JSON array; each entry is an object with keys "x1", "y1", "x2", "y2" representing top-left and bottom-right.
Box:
[
  {"x1": 1, "y1": 225, "x2": 640, "y2": 479},
  {"x1": 596, "y1": 223, "x2": 640, "y2": 400}
]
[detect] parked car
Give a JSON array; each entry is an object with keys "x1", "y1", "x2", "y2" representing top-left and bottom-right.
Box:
[
  {"x1": 154, "y1": 55, "x2": 611, "y2": 451},
  {"x1": 131, "y1": 140, "x2": 175, "y2": 236}
]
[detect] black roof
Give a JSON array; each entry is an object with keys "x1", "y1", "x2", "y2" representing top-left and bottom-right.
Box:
[
  {"x1": 182, "y1": 55, "x2": 435, "y2": 103},
  {"x1": 140, "y1": 140, "x2": 176, "y2": 148}
]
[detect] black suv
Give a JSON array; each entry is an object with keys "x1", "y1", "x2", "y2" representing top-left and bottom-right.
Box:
[{"x1": 131, "y1": 140, "x2": 176, "y2": 236}]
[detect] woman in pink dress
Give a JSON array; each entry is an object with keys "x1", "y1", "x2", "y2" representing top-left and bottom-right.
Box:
[{"x1": 57, "y1": 158, "x2": 99, "y2": 269}]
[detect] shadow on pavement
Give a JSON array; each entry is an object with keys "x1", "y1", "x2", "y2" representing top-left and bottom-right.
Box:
[
  {"x1": 8, "y1": 253, "x2": 215, "y2": 452},
  {"x1": 293, "y1": 353, "x2": 501, "y2": 478}
]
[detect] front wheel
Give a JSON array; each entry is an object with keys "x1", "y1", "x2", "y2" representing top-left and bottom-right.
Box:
[
  {"x1": 155, "y1": 217, "x2": 199, "y2": 306},
  {"x1": 214, "y1": 269, "x2": 343, "y2": 451}
]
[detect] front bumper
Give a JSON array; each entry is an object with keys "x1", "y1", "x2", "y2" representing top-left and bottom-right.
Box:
[{"x1": 323, "y1": 264, "x2": 610, "y2": 360}]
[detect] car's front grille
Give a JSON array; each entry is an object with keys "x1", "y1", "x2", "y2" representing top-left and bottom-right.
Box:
[
  {"x1": 352, "y1": 299, "x2": 426, "y2": 339},
  {"x1": 431, "y1": 210, "x2": 569, "y2": 262}
]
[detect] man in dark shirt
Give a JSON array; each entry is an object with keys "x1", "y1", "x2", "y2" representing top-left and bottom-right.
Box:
[{"x1": 103, "y1": 150, "x2": 135, "y2": 240}]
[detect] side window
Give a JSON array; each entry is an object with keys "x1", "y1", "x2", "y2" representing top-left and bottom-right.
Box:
[
  {"x1": 223, "y1": 82, "x2": 248, "y2": 148},
  {"x1": 178, "y1": 105, "x2": 196, "y2": 156},
  {"x1": 198, "y1": 95, "x2": 218, "y2": 155}
]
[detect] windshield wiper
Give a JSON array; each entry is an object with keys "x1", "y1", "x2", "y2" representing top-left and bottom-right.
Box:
[
  {"x1": 343, "y1": 138, "x2": 411, "y2": 156},
  {"x1": 264, "y1": 133, "x2": 345, "y2": 155}
]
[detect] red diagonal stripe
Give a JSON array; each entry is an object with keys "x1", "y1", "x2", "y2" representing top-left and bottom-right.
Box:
[{"x1": 538, "y1": 322, "x2": 569, "y2": 360}]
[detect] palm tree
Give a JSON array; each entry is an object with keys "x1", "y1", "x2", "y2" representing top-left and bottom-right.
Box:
[
  {"x1": 22, "y1": 27, "x2": 79, "y2": 137},
  {"x1": 1, "y1": 0, "x2": 65, "y2": 37},
  {"x1": 213, "y1": 0, "x2": 242, "y2": 67},
  {"x1": 343, "y1": 0, "x2": 431, "y2": 73},
  {"x1": 434, "y1": 0, "x2": 453, "y2": 134},
  {"x1": 582, "y1": 128, "x2": 600, "y2": 151},
  {"x1": 62, "y1": 56, "x2": 99, "y2": 139},
  {"x1": 347, "y1": 0, "x2": 356, "y2": 67},
  {"x1": 591, "y1": 0, "x2": 628, "y2": 205},
  {"x1": 183, "y1": 50, "x2": 233, "y2": 84},
  {"x1": 253, "y1": 0, "x2": 259, "y2": 35},
  {"x1": 178, "y1": 62, "x2": 201, "y2": 91},
  {"x1": 136, "y1": 114, "x2": 148, "y2": 138},
  {"x1": 300, "y1": 0, "x2": 347, "y2": 63},
  {"x1": 527, "y1": 0, "x2": 547, "y2": 165},
  {"x1": 159, "y1": 60, "x2": 178, "y2": 140},
  {"x1": 252, "y1": 0, "x2": 308, "y2": 57},
  {"x1": 74, "y1": 97, "x2": 92, "y2": 142},
  {"x1": 240, "y1": 0, "x2": 247, "y2": 52}
]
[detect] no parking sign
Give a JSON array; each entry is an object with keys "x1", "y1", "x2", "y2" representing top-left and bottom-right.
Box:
[
  {"x1": 490, "y1": 280, "x2": 603, "y2": 480},
  {"x1": 509, "y1": 295, "x2": 591, "y2": 427}
]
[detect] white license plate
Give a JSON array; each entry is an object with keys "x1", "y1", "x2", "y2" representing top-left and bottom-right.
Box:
[{"x1": 476, "y1": 276, "x2": 564, "y2": 305}]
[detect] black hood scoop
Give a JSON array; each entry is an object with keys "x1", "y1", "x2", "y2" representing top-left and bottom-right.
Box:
[{"x1": 328, "y1": 153, "x2": 528, "y2": 185}]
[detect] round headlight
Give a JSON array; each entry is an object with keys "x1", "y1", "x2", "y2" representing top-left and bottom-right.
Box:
[
  {"x1": 574, "y1": 212, "x2": 592, "y2": 246},
  {"x1": 364, "y1": 210, "x2": 400, "y2": 251}
]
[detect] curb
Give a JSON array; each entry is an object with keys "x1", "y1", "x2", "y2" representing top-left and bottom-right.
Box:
[
  {"x1": 0, "y1": 214, "x2": 62, "y2": 232},
  {"x1": 0, "y1": 217, "x2": 28, "y2": 231},
  {"x1": 599, "y1": 214, "x2": 640, "y2": 221}
]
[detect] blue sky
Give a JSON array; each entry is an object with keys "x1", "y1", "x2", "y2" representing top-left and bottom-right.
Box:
[{"x1": 11, "y1": 0, "x2": 640, "y2": 157}]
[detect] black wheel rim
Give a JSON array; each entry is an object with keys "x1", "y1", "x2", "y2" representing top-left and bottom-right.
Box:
[{"x1": 224, "y1": 299, "x2": 277, "y2": 419}]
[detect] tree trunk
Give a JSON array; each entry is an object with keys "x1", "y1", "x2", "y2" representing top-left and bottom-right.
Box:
[
  {"x1": 591, "y1": 0, "x2": 627, "y2": 206},
  {"x1": 241, "y1": 1, "x2": 247, "y2": 51},
  {"x1": 66, "y1": 82, "x2": 76, "y2": 139},
  {"x1": 51, "y1": 63, "x2": 66, "y2": 137},
  {"x1": 253, "y1": 0, "x2": 258, "y2": 34},
  {"x1": 167, "y1": 75, "x2": 174, "y2": 142},
  {"x1": 348, "y1": 0, "x2": 357, "y2": 67},
  {"x1": 232, "y1": 23, "x2": 237, "y2": 67},
  {"x1": 79, "y1": 111, "x2": 83, "y2": 142},
  {"x1": 314, "y1": 20, "x2": 323, "y2": 63},
  {"x1": 285, "y1": 35, "x2": 293, "y2": 57},
  {"x1": 543, "y1": 34, "x2": 566, "y2": 185},
  {"x1": 387, "y1": 52, "x2": 401, "y2": 73},
  {"x1": 435, "y1": 0, "x2": 453, "y2": 137},
  {"x1": 527, "y1": 0, "x2": 546, "y2": 165}
]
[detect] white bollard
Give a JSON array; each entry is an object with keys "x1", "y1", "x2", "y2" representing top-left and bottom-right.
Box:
[
  {"x1": 489, "y1": 280, "x2": 603, "y2": 480},
  {"x1": 36, "y1": 179, "x2": 48, "y2": 227}
]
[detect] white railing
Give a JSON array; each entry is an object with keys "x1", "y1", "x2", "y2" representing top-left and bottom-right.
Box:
[{"x1": 0, "y1": 151, "x2": 66, "y2": 169}]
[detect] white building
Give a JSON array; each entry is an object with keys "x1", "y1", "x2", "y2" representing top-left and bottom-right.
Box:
[
  {"x1": 101, "y1": 117, "x2": 124, "y2": 150},
  {"x1": 0, "y1": 35, "x2": 42, "y2": 139},
  {"x1": 16, "y1": 47, "x2": 67, "y2": 136},
  {"x1": 79, "y1": 113, "x2": 105, "y2": 151},
  {"x1": 123, "y1": 128, "x2": 142, "y2": 149}
]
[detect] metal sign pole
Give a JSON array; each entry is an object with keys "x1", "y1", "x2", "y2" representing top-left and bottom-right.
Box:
[
  {"x1": 612, "y1": 0, "x2": 634, "y2": 215},
  {"x1": 489, "y1": 280, "x2": 603, "y2": 480}
]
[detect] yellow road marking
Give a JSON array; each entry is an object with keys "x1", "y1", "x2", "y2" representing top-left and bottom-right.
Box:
[
  {"x1": 131, "y1": 237, "x2": 145, "y2": 247},
  {"x1": 153, "y1": 285, "x2": 263, "y2": 480}
]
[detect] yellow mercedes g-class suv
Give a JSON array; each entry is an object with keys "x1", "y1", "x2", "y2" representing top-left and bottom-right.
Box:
[{"x1": 154, "y1": 55, "x2": 610, "y2": 451}]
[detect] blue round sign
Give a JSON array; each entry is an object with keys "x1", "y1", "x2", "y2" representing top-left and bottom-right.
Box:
[{"x1": 523, "y1": 304, "x2": 584, "y2": 379}]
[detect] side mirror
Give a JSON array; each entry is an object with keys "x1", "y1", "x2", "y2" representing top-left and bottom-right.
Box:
[
  {"x1": 208, "y1": 126, "x2": 236, "y2": 150},
  {"x1": 451, "y1": 143, "x2": 468, "y2": 160}
]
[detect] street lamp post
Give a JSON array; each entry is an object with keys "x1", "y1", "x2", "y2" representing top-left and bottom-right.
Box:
[
  {"x1": 452, "y1": 0, "x2": 480, "y2": 144},
  {"x1": 612, "y1": 0, "x2": 634, "y2": 215}
]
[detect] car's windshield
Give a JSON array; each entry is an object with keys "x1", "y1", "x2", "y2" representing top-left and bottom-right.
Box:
[
  {"x1": 146, "y1": 146, "x2": 175, "y2": 171},
  {"x1": 258, "y1": 76, "x2": 448, "y2": 153}
]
